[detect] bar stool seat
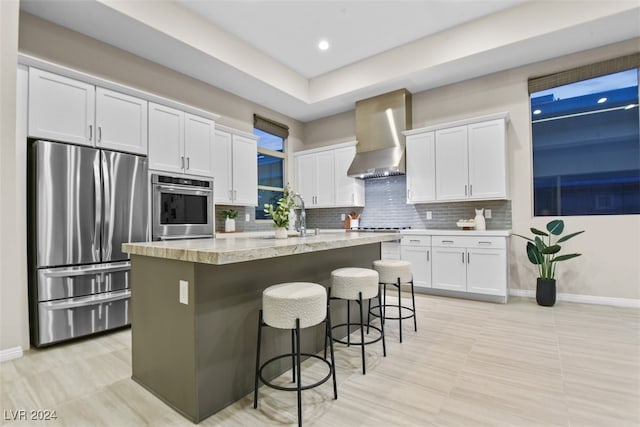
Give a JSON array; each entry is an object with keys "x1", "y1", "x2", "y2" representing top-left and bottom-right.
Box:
[
  {"x1": 330, "y1": 268, "x2": 386, "y2": 375},
  {"x1": 254, "y1": 282, "x2": 337, "y2": 427},
  {"x1": 369, "y1": 260, "x2": 417, "y2": 343}
]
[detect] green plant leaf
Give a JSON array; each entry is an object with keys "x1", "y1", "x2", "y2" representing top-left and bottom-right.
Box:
[
  {"x1": 530, "y1": 227, "x2": 548, "y2": 236},
  {"x1": 556, "y1": 230, "x2": 585, "y2": 243},
  {"x1": 534, "y1": 236, "x2": 547, "y2": 250},
  {"x1": 541, "y1": 244, "x2": 561, "y2": 255},
  {"x1": 552, "y1": 253, "x2": 582, "y2": 262},
  {"x1": 526, "y1": 241, "x2": 543, "y2": 265},
  {"x1": 546, "y1": 219, "x2": 564, "y2": 235}
]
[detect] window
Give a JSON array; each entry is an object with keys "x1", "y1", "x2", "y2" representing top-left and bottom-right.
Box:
[
  {"x1": 254, "y1": 115, "x2": 288, "y2": 220},
  {"x1": 529, "y1": 56, "x2": 640, "y2": 216}
]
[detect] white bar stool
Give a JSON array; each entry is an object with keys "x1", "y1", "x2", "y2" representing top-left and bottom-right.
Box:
[
  {"x1": 369, "y1": 259, "x2": 416, "y2": 343},
  {"x1": 253, "y1": 282, "x2": 337, "y2": 427},
  {"x1": 330, "y1": 267, "x2": 386, "y2": 375}
]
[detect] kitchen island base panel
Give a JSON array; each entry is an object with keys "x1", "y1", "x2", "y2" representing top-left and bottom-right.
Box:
[{"x1": 130, "y1": 243, "x2": 380, "y2": 423}]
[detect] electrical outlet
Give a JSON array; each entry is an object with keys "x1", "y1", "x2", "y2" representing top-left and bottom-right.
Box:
[
  {"x1": 485, "y1": 209, "x2": 492, "y2": 219},
  {"x1": 245, "y1": 213, "x2": 250, "y2": 222},
  {"x1": 426, "y1": 211, "x2": 432, "y2": 220},
  {"x1": 179, "y1": 280, "x2": 189, "y2": 305},
  {"x1": 341, "y1": 214, "x2": 346, "y2": 221}
]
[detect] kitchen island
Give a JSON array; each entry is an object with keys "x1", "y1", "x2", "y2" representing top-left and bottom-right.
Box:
[{"x1": 122, "y1": 231, "x2": 398, "y2": 423}]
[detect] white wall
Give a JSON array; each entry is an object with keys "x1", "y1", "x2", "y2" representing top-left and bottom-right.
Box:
[
  {"x1": 1, "y1": 0, "x2": 29, "y2": 356},
  {"x1": 303, "y1": 39, "x2": 640, "y2": 302}
]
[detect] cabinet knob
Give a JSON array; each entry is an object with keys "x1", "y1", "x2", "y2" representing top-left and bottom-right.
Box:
[
  {"x1": 462, "y1": 252, "x2": 465, "y2": 263},
  {"x1": 89, "y1": 124, "x2": 93, "y2": 141},
  {"x1": 98, "y1": 126, "x2": 102, "y2": 142}
]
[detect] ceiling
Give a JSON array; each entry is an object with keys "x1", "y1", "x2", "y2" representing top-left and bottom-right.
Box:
[{"x1": 20, "y1": 1, "x2": 640, "y2": 122}]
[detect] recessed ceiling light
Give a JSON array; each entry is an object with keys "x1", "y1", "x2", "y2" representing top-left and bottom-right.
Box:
[
  {"x1": 318, "y1": 40, "x2": 330, "y2": 51},
  {"x1": 597, "y1": 97, "x2": 607, "y2": 104},
  {"x1": 533, "y1": 109, "x2": 542, "y2": 115}
]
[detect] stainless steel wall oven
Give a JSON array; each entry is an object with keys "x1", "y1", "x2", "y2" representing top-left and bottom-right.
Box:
[{"x1": 151, "y1": 174, "x2": 214, "y2": 241}]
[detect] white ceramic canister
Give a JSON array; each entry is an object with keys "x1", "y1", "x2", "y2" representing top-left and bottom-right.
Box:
[{"x1": 474, "y1": 208, "x2": 486, "y2": 230}]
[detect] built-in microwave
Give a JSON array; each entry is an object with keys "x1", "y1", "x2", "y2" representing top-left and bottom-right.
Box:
[{"x1": 151, "y1": 174, "x2": 214, "y2": 241}]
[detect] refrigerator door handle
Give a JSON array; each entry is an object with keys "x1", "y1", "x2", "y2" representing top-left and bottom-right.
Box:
[
  {"x1": 40, "y1": 289, "x2": 131, "y2": 311},
  {"x1": 101, "y1": 154, "x2": 112, "y2": 260},
  {"x1": 93, "y1": 153, "x2": 102, "y2": 261},
  {"x1": 40, "y1": 261, "x2": 130, "y2": 278}
]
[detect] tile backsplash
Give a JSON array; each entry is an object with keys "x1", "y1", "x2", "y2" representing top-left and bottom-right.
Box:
[{"x1": 306, "y1": 175, "x2": 512, "y2": 230}]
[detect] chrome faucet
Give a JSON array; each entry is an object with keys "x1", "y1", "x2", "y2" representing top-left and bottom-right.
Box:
[{"x1": 291, "y1": 192, "x2": 306, "y2": 237}]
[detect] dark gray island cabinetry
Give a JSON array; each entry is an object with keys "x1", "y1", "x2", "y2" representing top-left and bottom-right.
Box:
[{"x1": 122, "y1": 232, "x2": 397, "y2": 423}]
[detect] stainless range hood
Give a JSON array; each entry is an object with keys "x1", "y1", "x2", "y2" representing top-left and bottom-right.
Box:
[{"x1": 347, "y1": 89, "x2": 412, "y2": 179}]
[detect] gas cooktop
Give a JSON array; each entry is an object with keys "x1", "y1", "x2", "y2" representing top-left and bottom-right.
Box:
[{"x1": 351, "y1": 227, "x2": 411, "y2": 232}]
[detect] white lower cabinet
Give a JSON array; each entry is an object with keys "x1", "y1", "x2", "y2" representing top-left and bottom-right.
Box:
[
  {"x1": 400, "y1": 238, "x2": 431, "y2": 289},
  {"x1": 381, "y1": 241, "x2": 401, "y2": 260},
  {"x1": 401, "y1": 233, "x2": 508, "y2": 301},
  {"x1": 432, "y1": 236, "x2": 507, "y2": 297}
]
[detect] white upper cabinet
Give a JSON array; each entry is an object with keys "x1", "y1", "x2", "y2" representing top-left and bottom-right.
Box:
[
  {"x1": 231, "y1": 134, "x2": 258, "y2": 206},
  {"x1": 435, "y1": 125, "x2": 469, "y2": 201},
  {"x1": 407, "y1": 113, "x2": 509, "y2": 203},
  {"x1": 148, "y1": 103, "x2": 184, "y2": 174},
  {"x1": 405, "y1": 131, "x2": 436, "y2": 203},
  {"x1": 295, "y1": 142, "x2": 364, "y2": 209},
  {"x1": 467, "y1": 119, "x2": 507, "y2": 200},
  {"x1": 213, "y1": 130, "x2": 233, "y2": 204},
  {"x1": 28, "y1": 68, "x2": 147, "y2": 154},
  {"x1": 184, "y1": 113, "x2": 215, "y2": 177},
  {"x1": 28, "y1": 68, "x2": 95, "y2": 146},
  {"x1": 95, "y1": 87, "x2": 148, "y2": 155},
  {"x1": 334, "y1": 146, "x2": 365, "y2": 207},
  {"x1": 295, "y1": 151, "x2": 335, "y2": 207},
  {"x1": 213, "y1": 127, "x2": 257, "y2": 206},
  {"x1": 148, "y1": 103, "x2": 215, "y2": 177}
]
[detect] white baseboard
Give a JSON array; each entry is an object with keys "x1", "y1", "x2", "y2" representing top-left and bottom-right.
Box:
[
  {"x1": 0, "y1": 346, "x2": 24, "y2": 362},
  {"x1": 509, "y1": 289, "x2": 640, "y2": 308}
]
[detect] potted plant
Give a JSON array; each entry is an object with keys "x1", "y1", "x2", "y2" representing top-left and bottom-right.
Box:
[
  {"x1": 221, "y1": 209, "x2": 238, "y2": 232},
  {"x1": 263, "y1": 187, "x2": 295, "y2": 239},
  {"x1": 514, "y1": 219, "x2": 584, "y2": 306}
]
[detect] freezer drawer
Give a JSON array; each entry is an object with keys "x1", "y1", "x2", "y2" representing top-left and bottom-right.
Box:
[
  {"x1": 37, "y1": 261, "x2": 130, "y2": 301},
  {"x1": 37, "y1": 289, "x2": 130, "y2": 345}
]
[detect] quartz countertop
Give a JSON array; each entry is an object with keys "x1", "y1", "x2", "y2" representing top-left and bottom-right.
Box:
[
  {"x1": 122, "y1": 231, "x2": 398, "y2": 265},
  {"x1": 400, "y1": 229, "x2": 512, "y2": 237}
]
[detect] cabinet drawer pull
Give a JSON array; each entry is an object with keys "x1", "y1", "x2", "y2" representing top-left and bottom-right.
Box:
[
  {"x1": 186, "y1": 157, "x2": 190, "y2": 170},
  {"x1": 98, "y1": 126, "x2": 102, "y2": 142},
  {"x1": 89, "y1": 124, "x2": 93, "y2": 141},
  {"x1": 181, "y1": 156, "x2": 185, "y2": 169},
  {"x1": 467, "y1": 252, "x2": 470, "y2": 263},
  {"x1": 470, "y1": 184, "x2": 473, "y2": 196},
  {"x1": 441, "y1": 240, "x2": 454, "y2": 244},
  {"x1": 464, "y1": 185, "x2": 467, "y2": 196},
  {"x1": 427, "y1": 250, "x2": 430, "y2": 262},
  {"x1": 461, "y1": 252, "x2": 465, "y2": 263},
  {"x1": 409, "y1": 239, "x2": 420, "y2": 243},
  {"x1": 478, "y1": 241, "x2": 492, "y2": 245}
]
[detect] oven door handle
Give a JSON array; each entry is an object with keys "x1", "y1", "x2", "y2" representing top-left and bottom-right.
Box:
[
  {"x1": 154, "y1": 183, "x2": 212, "y2": 195},
  {"x1": 157, "y1": 234, "x2": 214, "y2": 241},
  {"x1": 40, "y1": 289, "x2": 131, "y2": 311}
]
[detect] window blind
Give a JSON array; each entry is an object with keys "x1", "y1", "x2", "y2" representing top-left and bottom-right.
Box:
[
  {"x1": 253, "y1": 114, "x2": 289, "y2": 139},
  {"x1": 528, "y1": 53, "x2": 640, "y2": 94}
]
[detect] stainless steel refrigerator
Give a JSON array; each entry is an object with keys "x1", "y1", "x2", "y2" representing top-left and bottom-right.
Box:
[{"x1": 28, "y1": 140, "x2": 148, "y2": 346}]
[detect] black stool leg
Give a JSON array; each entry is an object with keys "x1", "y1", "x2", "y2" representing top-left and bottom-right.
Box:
[
  {"x1": 253, "y1": 310, "x2": 263, "y2": 409},
  {"x1": 358, "y1": 292, "x2": 366, "y2": 375},
  {"x1": 295, "y1": 318, "x2": 302, "y2": 427},
  {"x1": 366, "y1": 298, "x2": 371, "y2": 334},
  {"x1": 326, "y1": 301, "x2": 338, "y2": 399},
  {"x1": 291, "y1": 329, "x2": 296, "y2": 383},
  {"x1": 382, "y1": 283, "x2": 387, "y2": 325},
  {"x1": 397, "y1": 277, "x2": 403, "y2": 343},
  {"x1": 411, "y1": 278, "x2": 417, "y2": 332},
  {"x1": 346, "y1": 300, "x2": 351, "y2": 346},
  {"x1": 380, "y1": 297, "x2": 387, "y2": 357}
]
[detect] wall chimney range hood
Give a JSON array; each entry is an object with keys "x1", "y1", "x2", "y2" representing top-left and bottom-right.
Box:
[{"x1": 347, "y1": 89, "x2": 412, "y2": 179}]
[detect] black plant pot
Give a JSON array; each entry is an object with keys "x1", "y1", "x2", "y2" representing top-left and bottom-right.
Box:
[{"x1": 536, "y1": 278, "x2": 556, "y2": 307}]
